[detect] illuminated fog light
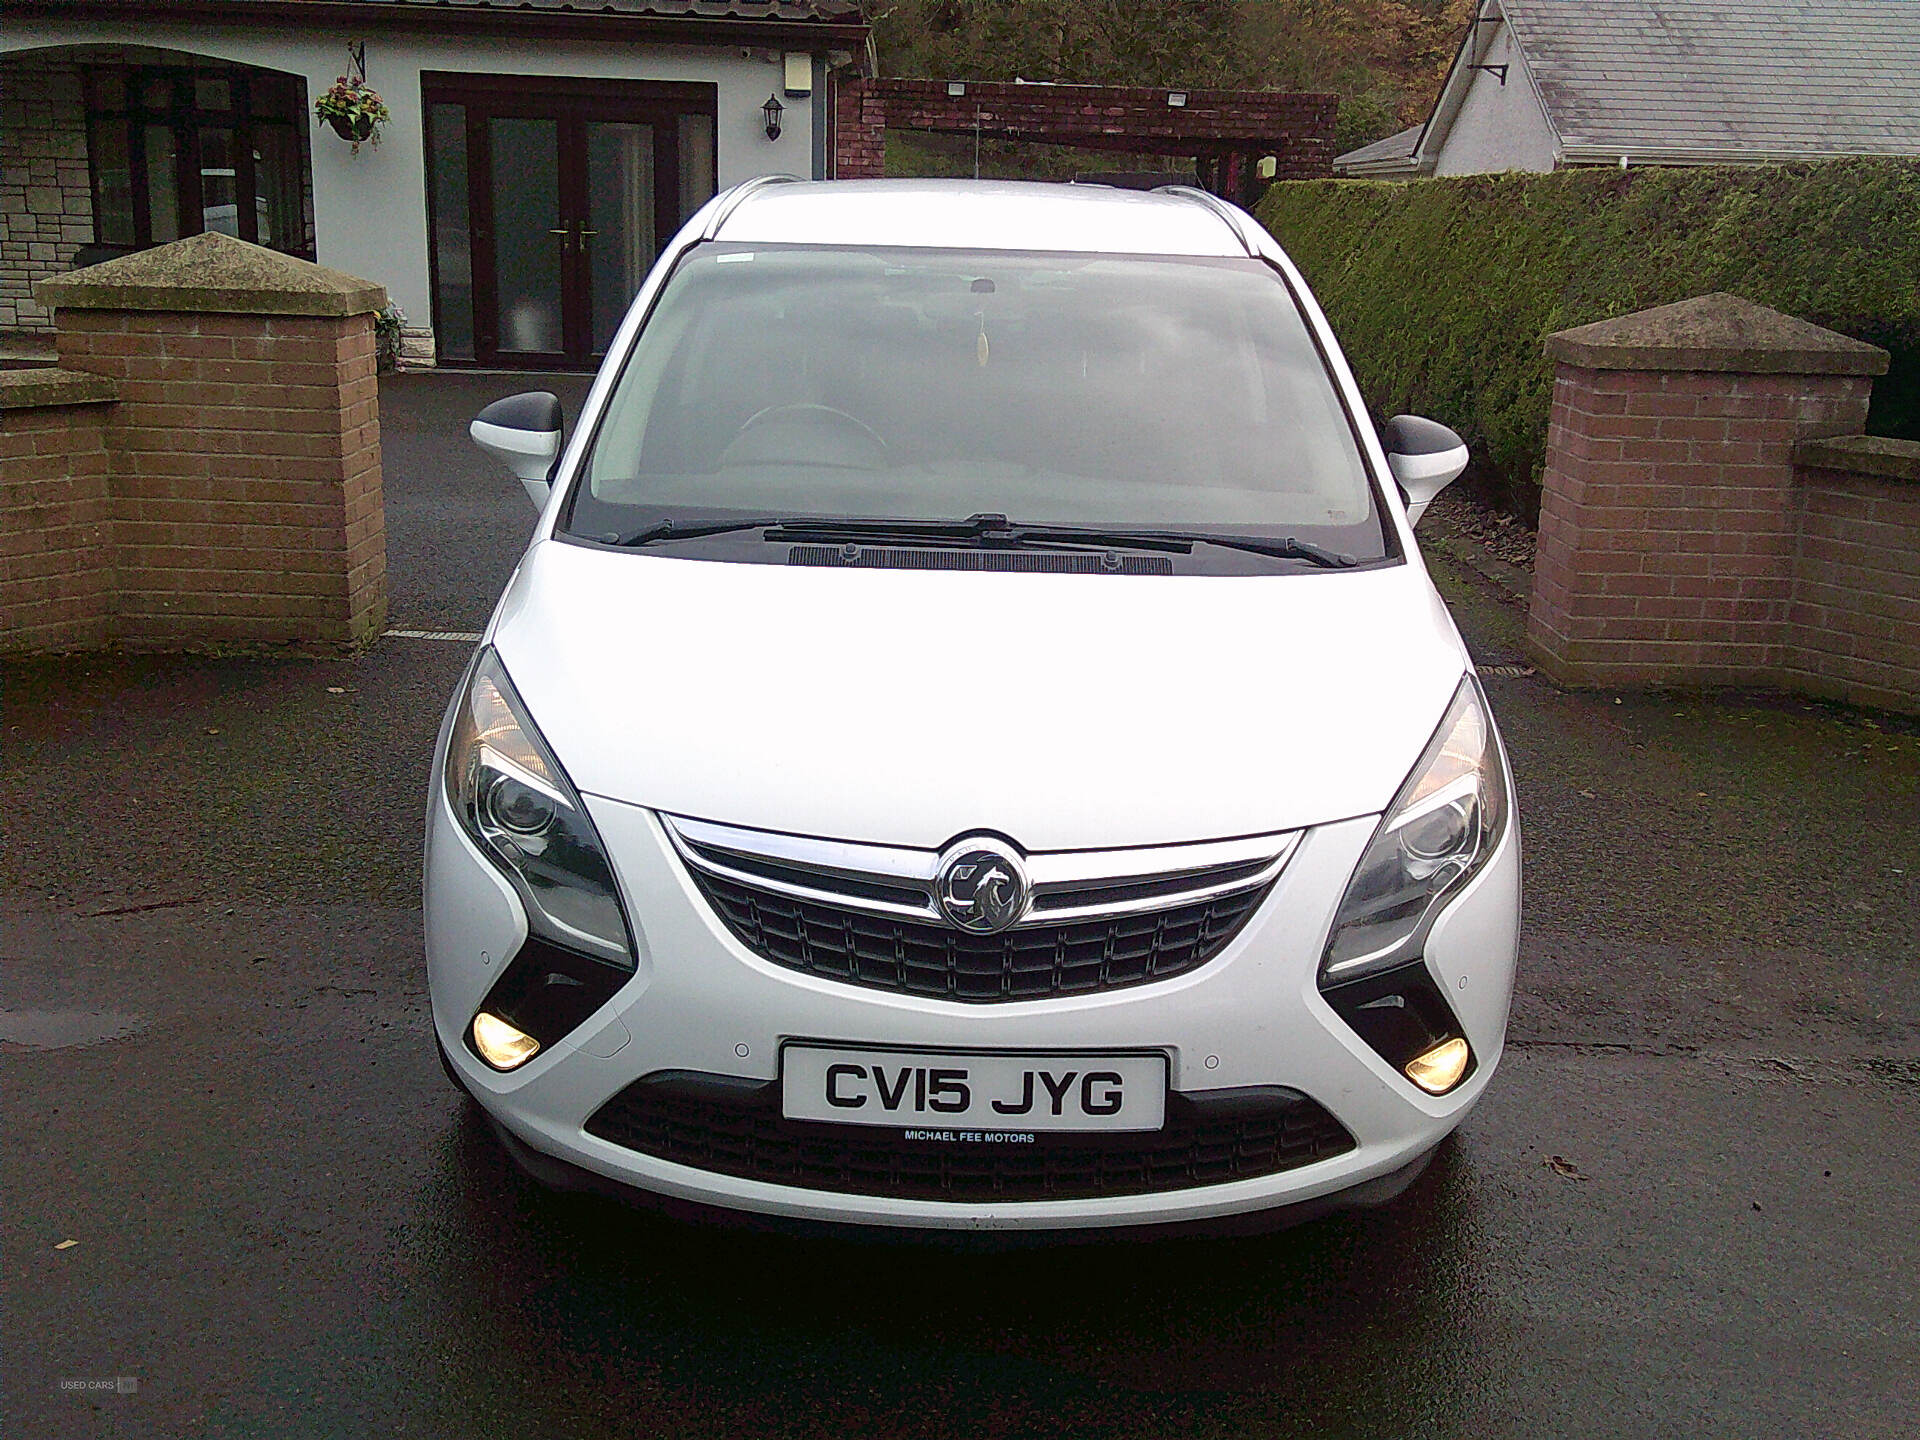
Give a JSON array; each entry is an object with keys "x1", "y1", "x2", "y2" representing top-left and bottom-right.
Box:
[
  {"x1": 1405, "y1": 1036, "x2": 1471, "y2": 1094},
  {"x1": 472, "y1": 1012, "x2": 540, "y2": 1070}
]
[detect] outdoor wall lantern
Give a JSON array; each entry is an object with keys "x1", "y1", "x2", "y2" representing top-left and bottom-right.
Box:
[{"x1": 763, "y1": 92, "x2": 784, "y2": 141}]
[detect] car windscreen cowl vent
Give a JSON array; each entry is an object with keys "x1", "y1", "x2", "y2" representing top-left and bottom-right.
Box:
[{"x1": 787, "y1": 545, "x2": 1173, "y2": 575}]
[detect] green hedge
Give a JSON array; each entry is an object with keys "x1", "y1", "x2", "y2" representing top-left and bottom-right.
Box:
[{"x1": 1256, "y1": 160, "x2": 1920, "y2": 518}]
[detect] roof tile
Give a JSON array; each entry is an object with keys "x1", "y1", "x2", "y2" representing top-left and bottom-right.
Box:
[
  {"x1": 261, "y1": 0, "x2": 860, "y2": 19},
  {"x1": 1505, "y1": 0, "x2": 1920, "y2": 157}
]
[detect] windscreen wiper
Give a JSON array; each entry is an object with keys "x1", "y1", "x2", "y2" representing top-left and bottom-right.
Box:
[
  {"x1": 762, "y1": 513, "x2": 1073, "y2": 546},
  {"x1": 984, "y1": 522, "x2": 1355, "y2": 568},
  {"x1": 600, "y1": 516, "x2": 799, "y2": 547},
  {"x1": 936, "y1": 517, "x2": 1359, "y2": 569},
  {"x1": 602, "y1": 513, "x2": 1008, "y2": 548},
  {"x1": 1178, "y1": 532, "x2": 1358, "y2": 569}
]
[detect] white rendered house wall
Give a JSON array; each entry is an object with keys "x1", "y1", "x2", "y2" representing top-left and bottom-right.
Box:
[
  {"x1": 1433, "y1": 24, "x2": 1560, "y2": 177},
  {"x1": 1, "y1": 21, "x2": 813, "y2": 360}
]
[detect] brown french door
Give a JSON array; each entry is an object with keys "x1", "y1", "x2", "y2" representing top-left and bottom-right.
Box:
[{"x1": 424, "y1": 76, "x2": 717, "y2": 369}]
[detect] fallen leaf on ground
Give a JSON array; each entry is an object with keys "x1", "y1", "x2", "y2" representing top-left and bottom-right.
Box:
[
  {"x1": 54, "y1": 1239, "x2": 79, "y2": 1250},
  {"x1": 326, "y1": 686, "x2": 346, "y2": 694},
  {"x1": 1545, "y1": 1155, "x2": 1587, "y2": 1180}
]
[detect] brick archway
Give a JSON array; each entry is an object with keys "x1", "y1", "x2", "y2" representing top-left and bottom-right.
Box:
[{"x1": 832, "y1": 78, "x2": 1337, "y2": 205}]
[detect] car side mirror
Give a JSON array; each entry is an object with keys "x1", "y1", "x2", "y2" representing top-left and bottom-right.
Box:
[
  {"x1": 1382, "y1": 414, "x2": 1469, "y2": 527},
  {"x1": 471, "y1": 391, "x2": 563, "y2": 508}
]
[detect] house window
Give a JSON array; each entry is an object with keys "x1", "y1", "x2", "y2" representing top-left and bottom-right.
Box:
[{"x1": 85, "y1": 66, "x2": 314, "y2": 258}]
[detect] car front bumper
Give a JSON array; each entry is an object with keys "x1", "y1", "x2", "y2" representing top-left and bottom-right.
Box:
[{"x1": 425, "y1": 792, "x2": 1520, "y2": 1232}]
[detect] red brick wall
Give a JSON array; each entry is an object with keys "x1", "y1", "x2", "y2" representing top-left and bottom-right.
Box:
[
  {"x1": 833, "y1": 78, "x2": 1337, "y2": 182},
  {"x1": 53, "y1": 308, "x2": 385, "y2": 651},
  {"x1": 834, "y1": 78, "x2": 886, "y2": 180},
  {"x1": 1529, "y1": 365, "x2": 1872, "y2": 687},
  {"x1": 1785, "y1": 468, "x2": 1920, "y2": 712},
  {"x1": 0, "y1": 400, "x2": 113, "y2": 651}
]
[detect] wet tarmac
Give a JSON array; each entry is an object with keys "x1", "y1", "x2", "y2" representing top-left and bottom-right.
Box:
[{"x1": 4, "y1": 373, "x2": 1917, "y2": 1438}]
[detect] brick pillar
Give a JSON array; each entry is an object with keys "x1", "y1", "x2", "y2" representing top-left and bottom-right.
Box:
[
  {"x1": 1528, "y1": 293, "x2": 1886, "y2": 689},
  {"x1": 833, "y1": 76, "x2": 886, "y2": 179},
  {"x1": 37, "y1": 230, "x2": 387, "y2": 652},
  {"x1": 0, "y1": 368, "x2": 117, "y2": 652},
  {"x1": 1785, "y1": 437, "x2": 1920, "y2": 715}
]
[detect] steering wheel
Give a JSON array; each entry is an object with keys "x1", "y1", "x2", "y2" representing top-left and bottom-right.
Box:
[{"x1": 722, "y1": 403, "x2": 889, "y2": 468}]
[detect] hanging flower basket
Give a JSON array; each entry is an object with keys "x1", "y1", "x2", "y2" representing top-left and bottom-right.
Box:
[
  {"x1": 315, "y1": 77, "x2": 390, "y2": 156},
  {"x1": 329, "y1": 112, "x2": 375, "y2": 145}
]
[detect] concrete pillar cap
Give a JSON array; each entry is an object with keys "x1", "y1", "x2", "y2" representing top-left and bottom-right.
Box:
[
  {"x1": 0, "y1": 367, "x2": 117, "y2": 410},
  {"x1": 34, "y1": 232, "x2": 386, "y2": 319},
  {"x1": 1544, "y1": 292, "x2": 1888, "y2": 376}
]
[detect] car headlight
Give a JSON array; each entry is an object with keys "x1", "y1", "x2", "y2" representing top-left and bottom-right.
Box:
[
  {"x1": 1320, "y1": 675, "x2": 1508, "y2": 984},
  {"x1": 445, "y1": 648, "x2": 635, "y2": 971}
]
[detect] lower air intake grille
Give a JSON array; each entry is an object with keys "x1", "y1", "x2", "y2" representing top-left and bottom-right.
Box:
[
  {"x1": 585, "y1": 1072, "x2": 1356, "y2": 1202},
  {"x1": 691, "y1": 870, "x2": 1272, "y2": 1002}
]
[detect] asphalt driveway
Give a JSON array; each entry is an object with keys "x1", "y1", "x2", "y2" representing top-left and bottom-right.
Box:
[{"x1": 4, "y1": 372, "x2": 1916, "y2": 1439}]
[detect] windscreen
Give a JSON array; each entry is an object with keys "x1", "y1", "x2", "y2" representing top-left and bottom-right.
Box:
[{"x1": 570, "y1": 244, "x2": 1385, "y2": 555}]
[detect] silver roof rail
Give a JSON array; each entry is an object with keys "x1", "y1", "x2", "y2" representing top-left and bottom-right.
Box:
[
  {"x1": 1153, "y1": 185, "x2": 1261, "y2": 257},
  {"x1": 702, "y1": 174, "x2": 803, "y2": 241}
]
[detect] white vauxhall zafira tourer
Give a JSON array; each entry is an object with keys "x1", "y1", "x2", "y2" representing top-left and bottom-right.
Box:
[{"x1": 427, "y1": 178, "x2": 1520, "y2": 1235}]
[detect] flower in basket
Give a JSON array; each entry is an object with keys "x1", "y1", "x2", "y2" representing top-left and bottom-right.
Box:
[{"x1": 315, "y1": 76, "x2": 392, "y2": 155}]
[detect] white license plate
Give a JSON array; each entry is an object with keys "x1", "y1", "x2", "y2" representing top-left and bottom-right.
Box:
[{"x1": 781, "y1": 1046, "x2": 1167, "y2": 1133}]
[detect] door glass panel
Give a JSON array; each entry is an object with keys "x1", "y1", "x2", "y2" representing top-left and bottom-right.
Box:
[
  {"x1": 90, "y1": 117, "x2": 136, "y2": 246},
  {"x1": 144, "y1": 124, "x2": 180, "y2": 242},
  {"x1": 489, "y1": 117, "x2": 563, "y2": 354},
  {"x1": 194, "y1": 77, "x2": 232, "y2": 111},
  {"x1": 199, "y1": 128, "x2": 239, "y2": 237},
  {"x1": 429, "y1": 103, "x2": 474, "y2": 361},
  {"x1": 87, "y1": 69, "x2": 127, "y2": 111},
  {"x1": 678, "y1": 113, "x2": 716, "y2": 227},
  {"x1": 251, "y1": 73, "x2": 300, "y2": 114},
  {"x1": 587, "y1": 121, "x2": 654, "y2": 354},
  {"x1": 253, "y1": 124, "x2": 303, "y2": 251}
]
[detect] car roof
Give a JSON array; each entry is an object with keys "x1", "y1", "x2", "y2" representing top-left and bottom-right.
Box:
[{"x1": 711, "y1": 179, "x2": 1254, "y2": 257}]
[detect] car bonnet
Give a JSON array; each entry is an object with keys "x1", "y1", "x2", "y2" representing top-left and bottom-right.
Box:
[{"x1": 488, "y1": 541, "x2": 1470, "y2": 851}]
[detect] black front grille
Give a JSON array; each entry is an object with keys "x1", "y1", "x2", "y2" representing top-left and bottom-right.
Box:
[
  {"x1": 586, "y1": 1072, "x2": 1356, "y2": 1202},
  {"x1": 689, "y1": 871, "x2": 1273, "y2": 1002}
]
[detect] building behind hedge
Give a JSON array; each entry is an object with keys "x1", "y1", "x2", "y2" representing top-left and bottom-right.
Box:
[{"x1": 1336, "y1": 0, "x2": 1920, "y2": 179}]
